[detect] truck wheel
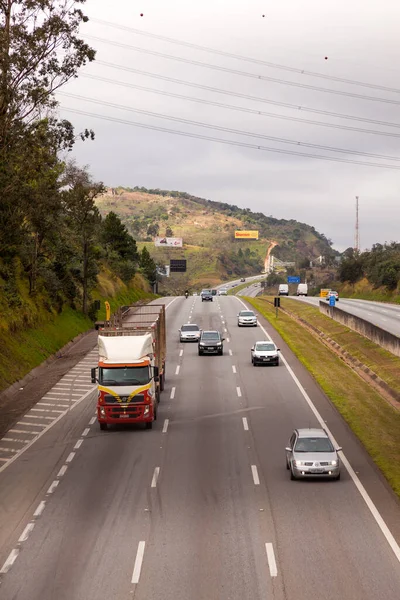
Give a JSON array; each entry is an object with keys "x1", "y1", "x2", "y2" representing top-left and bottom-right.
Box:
[
  {"x1": 145, "y1": 421, "x2": 153, "y2": 430},
  {"x1": 100, "y1": 422, "x2": 108, "y2": 431}
]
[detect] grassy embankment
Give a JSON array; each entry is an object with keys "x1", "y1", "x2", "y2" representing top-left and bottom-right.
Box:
[
  {"x1": 245, "y1": 296, "x2": 400, "y2": 498},
  {"x1": 0, "y1": 271, "x2": 155, "y2": 393}
]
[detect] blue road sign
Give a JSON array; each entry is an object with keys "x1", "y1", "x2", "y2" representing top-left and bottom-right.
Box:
[
  {"x1": 329, "y1": 296, "x2": 336, "y2": 306},
  {"x1": 287, "y1": 276, "x2": 300, "y2": 283}
]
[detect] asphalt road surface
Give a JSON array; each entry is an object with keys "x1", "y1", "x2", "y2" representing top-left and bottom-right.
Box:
[
  {"x1": 289, "y1": 296, "x2": 400, "y2": 337},
  {"x1": 0, "y1": 296, "x2": 399, "y2": 600}
]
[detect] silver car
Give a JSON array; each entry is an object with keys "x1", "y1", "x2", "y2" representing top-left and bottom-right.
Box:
[
  {"x1": 237, "y1": 310, "x2": 257, "y2": 327},
  {"x1": 285, "y1": 428, "x2": 342, "y2": 480},
  {"x1": 251, "y1": 341, "x2": 280, "y2": 366},
  {"x1": 179, "y1": 324, "x2": 201, "y2": 342}
]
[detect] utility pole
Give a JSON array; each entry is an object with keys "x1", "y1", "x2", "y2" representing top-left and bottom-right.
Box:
[{"x1": 354, "y1": 196, "x2": 360, "y2": 253}]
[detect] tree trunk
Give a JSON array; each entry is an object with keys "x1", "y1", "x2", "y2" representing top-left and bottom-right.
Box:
[{"x1": 82, "y1": 239, "x2": 88, "y2": 314}]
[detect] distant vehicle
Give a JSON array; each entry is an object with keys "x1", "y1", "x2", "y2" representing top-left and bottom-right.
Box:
[
  {"x1": 285, "y1": 428, "x2": 342, "y2": 480},
  {"x1": 326, "y1": 290, "x2": 339, "y2": 302},
  {"x1": 237, "y1": 309, "x2": 257, "y2": 327},
  {"x1": 251, "y1": 341, "x2": 280, "y2": 366},
  {"x1": 198, "y1": 330, "x2": 225, "y2": 355},
  {"x1": 201, "y1": 289, "x2": 213, "y2": 302},
  {"x1": 218, "y1": 288, "x2": 228, "y2": 296},
  {"x1": 296, "y1": 283, "x2": 308, "y2": 296},
  {"x1": 278, "y1": 284, "x2": 289, "y2": 296},
  {"x1": 211, "y1": 289, "x2": 217, "y2": 296},
  {"x1": 240, "y1": 278, "x2": 246, "y2": 282},
  {"x1": 193, "y1": 292, "x2": 197, "y2": 296},
  {"x1": 179, "y1": 323, "x2": 201, "y2": 342}
]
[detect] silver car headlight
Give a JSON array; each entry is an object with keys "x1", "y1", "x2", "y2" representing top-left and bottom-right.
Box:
[
  {"x1": 329, "y1": 460, "x2": 338, "y2": 466},
  {"x1": 295, "y1": 460, "x2": 306, "y2": 466}
]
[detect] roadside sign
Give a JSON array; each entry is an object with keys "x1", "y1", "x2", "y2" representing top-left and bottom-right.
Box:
[
  {"x1": 274, "y1": 297, "x2": 280, "y2": 307},
  {"x1": 170, "y1": 259, "x2": 187, "y2": 273},
  {"x1": 287, "y1": 276, "x2": 300, "y2": 283},
  {"x1": 329, "y1": 296, "x2": 336, "y2": 307}
]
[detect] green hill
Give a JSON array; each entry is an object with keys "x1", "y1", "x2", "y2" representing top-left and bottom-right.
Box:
[{"x1": 96, "y1": 187, "x2": 337, "y2": 287}]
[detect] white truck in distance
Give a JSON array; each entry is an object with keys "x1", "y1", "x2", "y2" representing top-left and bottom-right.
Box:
[
  {"x1": 278, "y1": 284, "x2": 289, "y2": 296},
  {"x1": 296, "y1": 283, "x2": 308, "y2": 296}
]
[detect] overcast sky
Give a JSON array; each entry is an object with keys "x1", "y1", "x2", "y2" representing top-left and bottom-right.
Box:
[{"x1": 58, "y1": 0, "x2": 400, "y2": 252}]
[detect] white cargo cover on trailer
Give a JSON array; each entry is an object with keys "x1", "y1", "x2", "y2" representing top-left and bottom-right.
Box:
[{"x1": 98, "y1": 334, "x2": 153, "y2": 364}]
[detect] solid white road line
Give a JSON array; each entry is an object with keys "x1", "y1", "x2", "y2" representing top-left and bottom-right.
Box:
[
  {"x1": 236, "y1": 386, "x2": 242, "y2": 398},
  {"x1": 162, "y1": 419, "x2": 169, "y2": 433},
  {"x1": 242, "y1": 417, "x2": 249, "y2": 431},
  {"x1": 0, "y1": 549, "x2": 19, "y2": 573},
  {"x1": 179, "y1": 349, "x2": 183, "y2": 357},
  {"x1": 175, "y1": 365, "x2": 180, "y2": 375},
  {"x1": 229, "y1": 349, "x2": 233, "y2": 356},
  {"x1": 57, "y1": 465, "x2": 68, "y2": 478},
  {"x1": 265, "y1": 543, "x2": 278, "y2": 577},
  {"x1": 18, "y1": 523, "x2": 35, "y2": 543},
  {"x1": 89, "y1": 417, "x2": 96, "y2": 425},
  {"x1": 151, "y1": 467, "x2": 160, "y2": 488},
  {"x1": 131, "y1": 541, "x2": 146, "y2": 584},
  {"x1": 232, "y1": 365, "x2": 237, "y2": 374},
  {"x1": 74, "y1": 439, "x2": 84, "y2": 450},
  {"x1": 251, "y1": 465, "x2": 260, "y2": 485},
  {"x1": 170, "y1": 387, "x2": 176, "y2": 399},
  {"x1": 65, "y1": 452, "x2": 75, "y2": 463},
  {"x1": 82, "y1": 428, "x2": 90, "y2": 437},
  {"x1": 235, "y1": 296, "x2": 400, "y2": 564},
  {"x1": 47, "y1": 480, "x2": 59, "y2": 494},
  {"x1": 33, "y1": 501, "x2": 46, "y2": 518}
]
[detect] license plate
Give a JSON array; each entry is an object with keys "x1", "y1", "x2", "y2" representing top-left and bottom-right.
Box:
[
  {"x1": 119, "y1": 414, "x2": 130, "y2": 419},
  {"x1": 310, "y1": 468, "x2": 324, "y2": 474},
  {"x1": 207, "y1": 347, "x2": 214, "y2": 350}
]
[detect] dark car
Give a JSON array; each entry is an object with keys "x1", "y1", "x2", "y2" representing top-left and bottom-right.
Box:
[
  {"x1": 201, "y1": 289, "x2": 213, "y2": 302},
  {"x1": 198, "y1": 330, "x2": 224, "y2": 355}
]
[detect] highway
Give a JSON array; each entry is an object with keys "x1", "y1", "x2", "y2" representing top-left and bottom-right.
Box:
[
  {"x1": 0, "y1": 296, "x2": 400, "y2": 599},
  {"x1": 290, "y1": 296, "x2": 400, "y2": 337}
]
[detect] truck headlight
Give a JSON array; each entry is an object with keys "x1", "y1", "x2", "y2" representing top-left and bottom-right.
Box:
[
  {"x1": 99, "y1": 407, "x2": 106, "y2": 417},
  {"x1": 144, "y1": 405, "x2": 150, "y2": 416}
]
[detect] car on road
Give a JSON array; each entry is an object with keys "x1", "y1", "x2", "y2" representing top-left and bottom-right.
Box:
[
  {"x1": 285, "y1": 428, "x2": 342, "y2": 480},
  {"x1": 218, "y1": 288, "x2": 228, "y2": 296},
  {"x1": 201, "y1": 289, "x2": 213, "y2": 302},
  {"x1": 198, "y1": 330, "x2": 225, "y2": 355},
  {"x1": 326, "y1": 290, "x2": 339, "y2": 302},
  {"x1": 237, "y1": 309, "x2": 257, "y2": 327},
  {"x1": 179, "y1": 324, "x2": 201, "y2": 342},
  {"x1": 251, "y1": 341, "x2": 280, "y2": 366},
  {"x1": 240, "y1": 278, "x2": 246, "y2": 282}
]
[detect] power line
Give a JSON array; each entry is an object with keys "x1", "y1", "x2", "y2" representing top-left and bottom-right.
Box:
[
  {"x1": 94, "y1": 60, "x2": 400, "y2": 130},
  {"x1": 86, "y1": 35, "x2": 400, "y2": 107},
  {"x1": 81, "y1": 73, "x2": 400, "y2": 140},
  {"x1": 90, "y1": 18, "x2": 400, "y2": 95},
  {"x1": 60, "y1": 106, "x2": 400, "y2": 170},
  {"x1": 59, "y1": 91, "x2": 400, "y2": 162}
]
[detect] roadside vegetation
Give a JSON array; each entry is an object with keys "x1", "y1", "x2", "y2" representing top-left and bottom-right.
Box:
[{"x1": 246, "y1": 296, "x2": 400, "y2": 499}]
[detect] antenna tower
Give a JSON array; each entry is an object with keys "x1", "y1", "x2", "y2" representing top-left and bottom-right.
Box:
[{"x1": 354, "y1": 196, "x2": 360, "y2": 252}]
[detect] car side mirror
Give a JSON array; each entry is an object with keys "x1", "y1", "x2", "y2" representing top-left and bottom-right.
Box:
[
  {"x1": 91, "y1": 367, "x2": 97, "y2": 384},
  {"x1": 251, "y1": 346, "x2": 254, "y2": 351},
  {"x1": 277, "y1": 348, "x2": 280, "y2": 352},
  {"x1": 285, "y1": 447, "x2": 292, "y2": 452},
  {"x1": 221, "y1": 337, "x2": 225, "y2": 341},
  {"x1": 336, "y1": 446, "x2": 342, "y2": 452}
]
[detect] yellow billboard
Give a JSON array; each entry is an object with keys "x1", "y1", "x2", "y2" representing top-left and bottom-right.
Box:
[{"x1": 235, "y1": 230, "x2": 259, "y2": 240}]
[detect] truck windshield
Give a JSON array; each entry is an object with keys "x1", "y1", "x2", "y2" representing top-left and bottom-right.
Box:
[{"x1": 99, "y1": 366, "x2": 150, "y2": 386}]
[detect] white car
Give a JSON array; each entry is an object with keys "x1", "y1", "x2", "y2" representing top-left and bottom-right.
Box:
[
  {"x1": 237, "y1": 310, "x2": 257, "y2": 327},
  {"x1": 179, "y1": 324, "x2": 201, "y2": 342},
  {"x1": 218, "y1": 288, "x2": 228, "y2": 296},
  {"x1": 326, "y1": 290, "x2": 339, "y2": 302},
  {"x1": 251, "y1": 341, "x2": 280, "y2": 366}
]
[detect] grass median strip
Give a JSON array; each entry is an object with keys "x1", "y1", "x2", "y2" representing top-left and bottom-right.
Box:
[{"x1": 246, "y1": 296, "x2": 400, "y2": 499}]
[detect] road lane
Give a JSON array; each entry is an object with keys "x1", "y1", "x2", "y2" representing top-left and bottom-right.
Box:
[
  {"x1": 291, "y1": 295, "x2": 400, "y2": 337},
  {"x1": 223, "y1": 296, "x2": 400, "y2": 599}
]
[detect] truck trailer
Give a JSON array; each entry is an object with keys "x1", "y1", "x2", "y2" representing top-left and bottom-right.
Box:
[{"x1": 92, "y1": 303, "x2": 166, "y2": 431}]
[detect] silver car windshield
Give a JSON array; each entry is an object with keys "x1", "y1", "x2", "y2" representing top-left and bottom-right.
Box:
[
  {"x1": 240, "y1": 311, "x2": 255, "y2": 317},
  {"x1": 255, "y1": 343, "x2": 275, "y2": 351},
  {"x1": 181, "y1": 325, "x2": 199, "y2": 332},
  {"x1": 294, "y1": 437, "x2": 334, "y2": 452}
]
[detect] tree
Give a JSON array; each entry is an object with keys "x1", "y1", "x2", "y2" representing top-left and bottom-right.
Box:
[
  {"x1": 62, "y1": 164, "x2": 104, "y2": 314},
  {"x1": 146, "y1": 223, "x2": 159, "y2": 237},
  {"x1": 139, "y1": 246, "x2": 156, "y2": 285},
  {"x1": 101, "y1": 212, "x2": 139, "y2": 261},
  {"x1": 165, "y1": 226, "x2": 173, "y2": 237}
]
